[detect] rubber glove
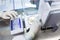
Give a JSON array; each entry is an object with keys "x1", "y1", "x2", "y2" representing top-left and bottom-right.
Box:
[
  {"x1": 0, "y1": 11, "x2": 18, "y2": 25},
  {"x1": 0, "y1": 11, "x2": 18, "y2": 20}
]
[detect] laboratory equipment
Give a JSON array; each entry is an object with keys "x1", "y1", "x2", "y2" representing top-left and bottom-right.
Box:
[
  {"x1": 11, "y1": 15, "x2": 24, "y2": 35},
  {"x1": 38, "y1": 0, "x2": 60, "y2": 32},
  {"x1": 30, "y1": 0, "x2": 40, "y2": 9},
  {"x1": 10, "y1": 0, "x2": 36, "y2": 36}
]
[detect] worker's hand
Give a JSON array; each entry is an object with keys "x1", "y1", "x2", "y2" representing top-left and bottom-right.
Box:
[
  {"x1": 0, "y1": 11, "x2": 18, "y2": 20},
  {"x1": 0, "y1": 11, "x2": 18, "y2": 25}
]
